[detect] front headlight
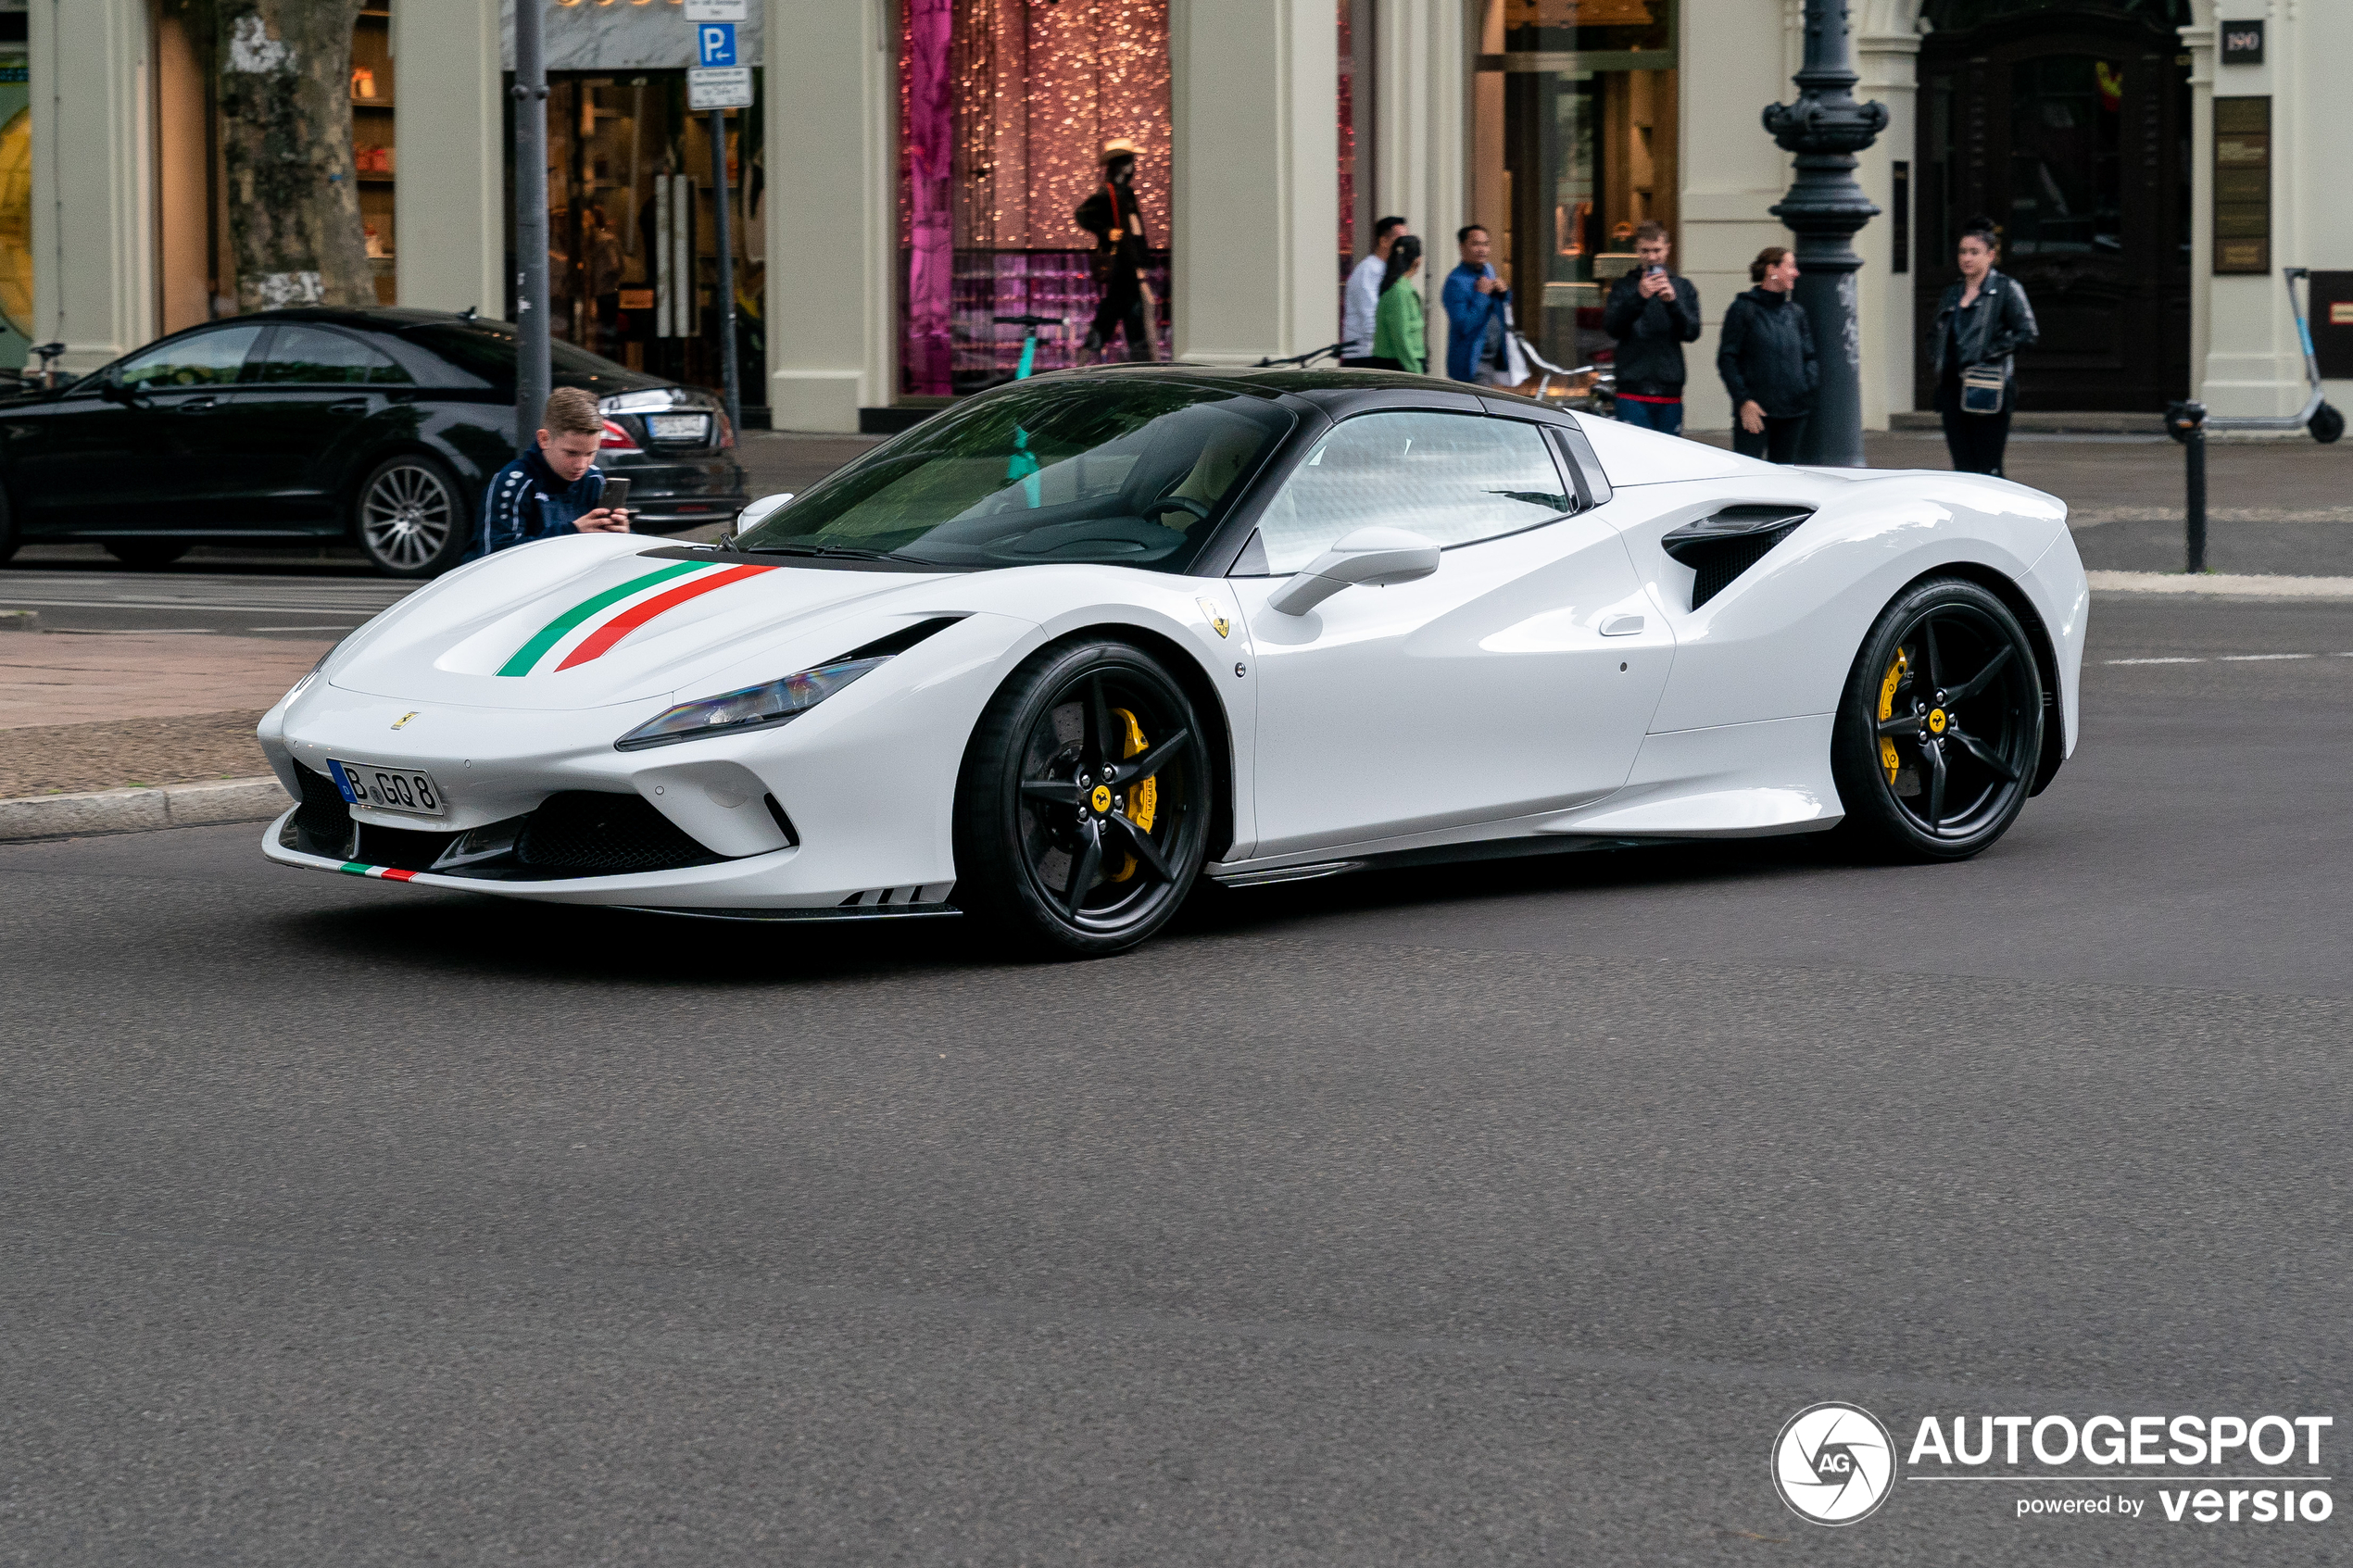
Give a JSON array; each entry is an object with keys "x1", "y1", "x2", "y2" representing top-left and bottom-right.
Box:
[{"x1": 614, "y1": 656, "x2": 888, "y2": 751}]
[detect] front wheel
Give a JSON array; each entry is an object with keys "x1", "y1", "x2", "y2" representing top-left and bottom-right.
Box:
[
  {"x1": 2310, "y1": 402, "x2": 2345, "y2": 445},
  {"x1": 953, "y1": 640, "x2": 1212, "y2": 958},
  {"x1": 1830, "y1": 577, "x2": 2044, "y2": 861},
  {"x1": 354, "y1": 454, "x2": 469, "y2": 577}
]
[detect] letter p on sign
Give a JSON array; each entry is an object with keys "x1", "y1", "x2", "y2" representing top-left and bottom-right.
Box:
[{"x1": 698, "y1": 23, "x2": 736, "y2": 68}]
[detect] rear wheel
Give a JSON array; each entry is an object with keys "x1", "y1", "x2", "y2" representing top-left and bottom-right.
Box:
[
  {"x1": 102, "y1": 539, "x2": 192, "y2": 569},
  {"x1": 953, "y1": 640, "x2": 1211, "y2": 958},
  {"x1": 1831, "y1": 577, "x2": 2044, "y2": 861},
  {"x1": 2311, "y1": 402, "x2": 2344, "y2": 445},
  {"x1": 354, "y1": 453, "x2": 468, "y2": 577}
]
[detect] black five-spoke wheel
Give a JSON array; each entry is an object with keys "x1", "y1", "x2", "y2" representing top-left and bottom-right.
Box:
[
  {"x1": 954, "y1": 640, "x2": 1210, "y2": 956},
  {"x1": 1831, "y1": 577, "x2": 2045, "y2": 860}
]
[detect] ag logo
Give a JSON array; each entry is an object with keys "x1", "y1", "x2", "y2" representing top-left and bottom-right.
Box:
[{"x1": 1771, "y1": 1402, "x2": 1895, "y2": 1525}]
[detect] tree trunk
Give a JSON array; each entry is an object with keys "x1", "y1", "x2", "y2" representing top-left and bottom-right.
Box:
[{"x1": 211, "y1": 0, "x2": 371, "y2": 311}]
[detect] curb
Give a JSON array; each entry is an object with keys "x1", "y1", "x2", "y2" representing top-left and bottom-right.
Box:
[
  {"x1": 0, "y1": 775, "x2": 290, "y2": 843},
  {"x1": 2088, "y1": 571, "x2": 2353, "y2": 598}
]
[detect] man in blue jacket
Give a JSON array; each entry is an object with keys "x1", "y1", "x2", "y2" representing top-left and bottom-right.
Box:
[
  {"x1": 467, "y1": 386, "x2": 633, "y2": 560},
  {"x1": 1441, "y1": 224, "x2": 1510, "y2": 383}
]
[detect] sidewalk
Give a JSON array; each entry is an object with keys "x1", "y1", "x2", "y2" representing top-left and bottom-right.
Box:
[{"x1": 0, "y1": 633, "x2": 325, "y2": 798}]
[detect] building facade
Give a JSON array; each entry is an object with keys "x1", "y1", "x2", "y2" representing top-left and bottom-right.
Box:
[{"x1": 25, "y1": 0, "x2": 2348, "y2": 436}]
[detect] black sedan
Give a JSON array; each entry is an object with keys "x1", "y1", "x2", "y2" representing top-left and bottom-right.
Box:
[{"x1": 0, "y1": 307, "x2": 749, "y2": 577}]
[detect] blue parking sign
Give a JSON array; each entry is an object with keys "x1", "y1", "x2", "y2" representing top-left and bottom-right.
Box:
[{"x1": 697, "y1": 22, "x2": 736, "y2": 68}]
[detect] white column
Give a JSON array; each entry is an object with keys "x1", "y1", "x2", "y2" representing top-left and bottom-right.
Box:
[
  {"x1": 1675, "y1": 0, "x2": 1797, "y2": 431},
  {"x1": 30, "y1": 0, "x2": 153, "y2": 373},
  {"x1": 2189, "y1": 0, "x2": 2302, "y2": 417},
  {"x1": 765, "y1": 0, "x2": 894, "y2": 432},
  {"x1": 395, "y1": 0, "x2": 504, "y2": 316},
  {"x1": 1169, "y1": 0, "x2": 1340, "y2": 366},
  {"x1": 1372, "y1": 0, "x2": 1465, "y2": 374},
  {"x1": 1856, "y1": 3, "x2": 1921, "y2": 427}
]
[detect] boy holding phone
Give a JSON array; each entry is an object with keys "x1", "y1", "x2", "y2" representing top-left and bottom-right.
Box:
[
  {"x1": 467, "y1": 386, "x2": 634, "y2": 559},
  {"x1": 1602, "y1": 221, "x2": 1702, "y2": 436}
]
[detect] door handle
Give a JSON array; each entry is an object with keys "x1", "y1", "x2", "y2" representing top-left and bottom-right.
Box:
[
  {"x1": 1600, "y1": 613, "x2": 1645, "y2": 636},
  {"x1": 172, "y1": 396, "x2": 218, "y2": 414},
  {"x1": 326, "y1": 398, "x2": 370, "y2": 416}
]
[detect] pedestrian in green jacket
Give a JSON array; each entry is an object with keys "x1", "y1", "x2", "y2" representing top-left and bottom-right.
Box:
[{"x1": 1371, "y1": 234, "x2": 1426, "y2": 374}]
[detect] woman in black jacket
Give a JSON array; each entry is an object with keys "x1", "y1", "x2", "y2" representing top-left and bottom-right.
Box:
[
  {"x1": 1927, "y1": 217, "x2": 2039, "y2": 476},
  {"x1": 1717, "y1": 247, "x2": 1817, "y2": 463}
]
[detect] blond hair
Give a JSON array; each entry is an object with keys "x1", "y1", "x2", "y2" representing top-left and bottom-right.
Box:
[{"x1": 542, "y1": 386, "x2": 603, "y2": 437}]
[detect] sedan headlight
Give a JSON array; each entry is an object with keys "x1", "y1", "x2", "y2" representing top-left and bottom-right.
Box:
[{"x1": 614, "y1": 656, "x2": 888, "y2": 751}]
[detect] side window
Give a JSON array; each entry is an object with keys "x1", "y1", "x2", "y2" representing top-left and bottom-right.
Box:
[
  {"x1": 1252, "y1": 412, "x2": 1574, "y2": 574},
  {"x1": 116, "y1": 325, "x2": 265, "y2": 391},
  {"x1": 258, "y1": 324, "x2": 409, "y2": 385}
]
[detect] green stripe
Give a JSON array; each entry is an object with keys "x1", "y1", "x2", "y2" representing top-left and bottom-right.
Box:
[
  {"x1": 339, "y1": 862, "x2": 371, "y2": 876},
  {"x1": 496, "y1": 563, "x2": 706, "y2": 677}
]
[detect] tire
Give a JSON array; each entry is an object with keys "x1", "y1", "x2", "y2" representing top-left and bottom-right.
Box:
[
  {"x1": 353, "y1": 453, "x2": 469, "y2": 578},
  {"x1": 2310, "y1": 402, "x2": 2345, "y2": 445},
  {"x1": 1830, "y1": 576, "x2": 2044, "y2": 862},
  {"x1": 102, "y1": 540, "x2": 193, "y2": 569},
  {"x1": 952, "y1": 639, "x2": 1213, "y2": 958}
]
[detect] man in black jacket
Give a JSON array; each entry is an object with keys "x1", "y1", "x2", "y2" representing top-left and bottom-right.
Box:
[
  {"x1": 1602, "y1": 221, "x2": 1701, "y2": 434},
  {"x1": 1075, "y1": 138, "x2": 1154, "y2": 361}
]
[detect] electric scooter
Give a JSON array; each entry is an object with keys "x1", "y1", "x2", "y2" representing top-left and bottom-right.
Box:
[
  {"x1": 2200, "y1": 268, "x2": 2344, "y2": 444},
  {"x1": 992, "y1": 314, "x2": 1063, "y2": 382},
  {"x1": 992, "y1": 314, "x2": 1063, "y2": 501}
]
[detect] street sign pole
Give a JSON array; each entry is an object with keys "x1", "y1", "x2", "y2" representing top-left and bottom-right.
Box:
[
  {"x1": 512, "y1": 0, "x2": 551, "y2": 454},
  {"x1": 710, "y1": 109, "x2": 740, "y2": 442},
  {"x1": 687, "y1": 2, "x2": 749, "y2": 440}
]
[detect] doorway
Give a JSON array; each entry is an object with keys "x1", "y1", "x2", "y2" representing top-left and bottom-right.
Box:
[{"x1": 1915, "y1": 0, "x2": 2191, "y2": 411}]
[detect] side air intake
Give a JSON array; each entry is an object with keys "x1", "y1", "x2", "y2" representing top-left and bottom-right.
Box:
[{"x1": 1660, "y1": 505, "x2": 1815, "y2": 609}]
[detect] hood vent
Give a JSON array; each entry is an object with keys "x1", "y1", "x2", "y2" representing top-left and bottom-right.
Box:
[{"x1": 1661, "y1": 505, "x2": 1814, "y2": 609}]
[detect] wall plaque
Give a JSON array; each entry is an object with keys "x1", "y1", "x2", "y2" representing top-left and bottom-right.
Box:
[{"x1": 2212, "y1": 96, "x2": 2270, "y2": 275}]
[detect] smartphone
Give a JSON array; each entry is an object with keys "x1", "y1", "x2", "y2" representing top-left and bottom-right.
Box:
[
  {"x1": 1646, "y1": 264, "x2": 1665, "y2": 277},
  {"x1": 599, "y1": 476, "x2": 632, "y2": 511}
]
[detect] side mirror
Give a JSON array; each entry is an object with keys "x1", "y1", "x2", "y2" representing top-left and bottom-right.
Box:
[
  {"x1": 1267, "y1": 526, "x2": 1441, "y2": 616},
  {"x1": 729, "y1": 492, "x2": 792, "y2": 542},
  {"x1": 97, "y1": 379, "x2": 138, "y2": 406}
]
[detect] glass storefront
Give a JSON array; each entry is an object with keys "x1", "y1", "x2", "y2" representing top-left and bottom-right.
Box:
[
  {"x1": 897, "y1": 0, "x2": 1172, "y2": 398},
  {"x1": 526, "y1": 73, "x2": 763, "y2": 397},
  {"x1": 0, "y1": 0, "x2": 27, "y2": 371},
  {"x1": 1474, "y1": 0, "x2": 1677, "y2": 373}
]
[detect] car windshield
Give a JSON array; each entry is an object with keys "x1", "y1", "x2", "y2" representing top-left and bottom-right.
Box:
[
  {"x1": 401, "y1": 319, "x2": 647, "y2": 385},
  {"x1": 733, "y1": 378, "x2": 1294, "y2": 572}
]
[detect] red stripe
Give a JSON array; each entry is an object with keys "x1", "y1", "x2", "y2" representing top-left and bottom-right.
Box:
[
  {"x1": 1614, "y1": 393, "x2": 1683, "y2": 405},
  {"x1": 554, "y1": 564, "x2": 775, "y2": 671},
  {"x1": 381, "y1": 868, "x2": 418, "y2": 883}
]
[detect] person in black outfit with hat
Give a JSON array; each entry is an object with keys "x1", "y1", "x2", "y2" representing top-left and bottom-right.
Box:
[
  {"x1": 1075, "y1": 137, "x2": 1155, "y2": 362},
  {"x1": 1718, "y1": 246, "x2": 1816, "y2": 463},
  {"x1": 1927, "y1": 217, "x2": 2039, "y2": 476}
]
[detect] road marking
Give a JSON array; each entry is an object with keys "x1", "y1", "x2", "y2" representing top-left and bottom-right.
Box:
[
  {"x1": 0, "y1": 598, "x2": 385, "y2": 614},
  {"x1": 2106, "y1": 657, "x2": 2204, "y2": 664},
  {"x1": 2106, "y1": 653, "x2": 2349, "y2": 665},
  {"x1": 247, "y1": 624, "x2": 360, "y2": 632},
  {"x1": 2218, "y1": 653, "x2": 2318, "y2": 661},
  {"x1": 42, "y1": 626, "x2": 217, "y2": 635}
]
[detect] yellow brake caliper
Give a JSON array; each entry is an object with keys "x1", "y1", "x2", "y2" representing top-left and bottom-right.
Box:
[
  {"x1": 1107, "y1": 707, "x2": 1158, "y2": 882},
  {"x1": 1877, "y1": 647, "x2": 1909, "y2": 784}
]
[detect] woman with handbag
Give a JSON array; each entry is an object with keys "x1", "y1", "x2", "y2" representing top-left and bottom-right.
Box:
[{"x1": 1930, "y1": 218, "x2": 2040, "y2": 476}]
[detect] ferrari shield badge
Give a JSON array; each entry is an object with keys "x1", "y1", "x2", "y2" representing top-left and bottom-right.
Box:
[
  {"x1": 391, "y1": 710, "x2": 420, "y2": 730},
  {"x1": 1197, "y1": 597, "x2": 1230, "y2": 639}
]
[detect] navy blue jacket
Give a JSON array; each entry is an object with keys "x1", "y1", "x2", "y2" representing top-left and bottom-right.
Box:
[{"x1": 468, "y1": 445, "x2": 608, "y2": 560}]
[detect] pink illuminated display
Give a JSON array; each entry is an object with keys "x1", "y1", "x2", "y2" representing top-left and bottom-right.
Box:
[{"x1": 899, "y1": 0, "x2": 1173, "y2": 395}]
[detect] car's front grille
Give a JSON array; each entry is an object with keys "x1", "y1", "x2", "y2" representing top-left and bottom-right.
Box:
[
  {"x1": 515, "y1": 791, "x2": 724, "y2": 875},
  {"x1": 355, "y1": 822, "x2": 459, "y2": 872}
]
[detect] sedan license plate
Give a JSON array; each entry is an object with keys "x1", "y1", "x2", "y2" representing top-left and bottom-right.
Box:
[
  {"x1": 646, "y1": 412, "x2": 710, "y2": 444},
  {"x1": 327, "y1": 759, "x2": 447, "y2": 819}
]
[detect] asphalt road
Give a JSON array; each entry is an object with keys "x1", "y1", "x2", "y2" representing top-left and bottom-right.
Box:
[{"x1": 4, "y1": 594, "x2": 2350, "y2": 1565}]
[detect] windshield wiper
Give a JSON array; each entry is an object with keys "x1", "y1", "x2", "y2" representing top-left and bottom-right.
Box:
[{"x1": 740, "y1": 542, "x2": 905, "y2": 562}]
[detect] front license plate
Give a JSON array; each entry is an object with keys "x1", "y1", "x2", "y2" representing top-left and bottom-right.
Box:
[
  {"x1": 327, "y1": 759, "x2": 447, "y2": 819},
  {"x1": 647, "y1": 412, "x2": 711, "y2": 444}
]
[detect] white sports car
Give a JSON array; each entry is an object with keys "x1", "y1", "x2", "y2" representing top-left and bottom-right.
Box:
[{"x1": 259, "y1": 369, "x2": 2087, "y2": 956}]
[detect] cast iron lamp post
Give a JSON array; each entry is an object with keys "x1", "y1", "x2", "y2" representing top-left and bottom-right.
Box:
[{"x1": 1764, "y1": 0, "x2": 1887, "y2": 467}]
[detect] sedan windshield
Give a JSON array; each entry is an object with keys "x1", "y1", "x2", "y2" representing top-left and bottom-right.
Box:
[{"x1": 733, "y1": 378, "x2": 1293, "y2": 572}]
